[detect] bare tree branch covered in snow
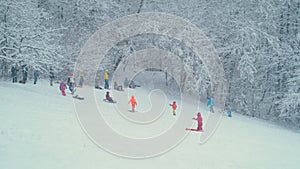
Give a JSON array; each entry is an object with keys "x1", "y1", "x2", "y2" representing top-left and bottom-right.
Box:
[{"x1": 0, "y1": 0, "x2": 65, "y2": 77}]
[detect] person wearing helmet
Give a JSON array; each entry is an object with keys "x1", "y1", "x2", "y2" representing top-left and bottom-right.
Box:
[{"x1": 169, "y1": 101, "x2": 177, "y2": 116}]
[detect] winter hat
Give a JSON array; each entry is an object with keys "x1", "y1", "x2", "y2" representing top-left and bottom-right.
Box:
[{"x1": 197, "y1": 112, "x2": 201, "y2": 116}]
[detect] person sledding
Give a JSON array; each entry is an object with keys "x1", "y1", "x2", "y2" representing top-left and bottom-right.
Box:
[
  {"x1": 224, "y1": 103, "x2": 232, "y2": 117},
  {"x1": 186, "y1": 112, "x2": 203, "y2": 132},
  {"x1": 128, "y1": 95, "x2": 137, "y2": 112},
  {"x1": 104, "y1": 91, "x2": 116, "y2": 103},
  {"x1": 169, "y1": 101, "x2": 177, "y2": 116},
  {"x1": 129, "y1": 80, "x2": 141, "y2": 89},
  {"x1": 114, "y1": 82, "x2": 123, "y2": 91},
  {"x1": 95, "y1": 79, "x2": 103, "y2": 90},
  {"x1": 73, "y1": 93, "x2": 84, "y2": 100},
  {"x1": 59, "y1": 80, "x2": 67, "y2": 96}
]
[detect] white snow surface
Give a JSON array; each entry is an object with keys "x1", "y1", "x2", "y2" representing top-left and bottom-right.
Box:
[{"x1": 0, "y1": 80, "x2": 300, "y2": 169}]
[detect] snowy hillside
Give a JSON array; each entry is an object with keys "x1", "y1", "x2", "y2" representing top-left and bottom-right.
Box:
[{"x1": 1, "y1": 81, "x2": 300, "y2": 169}]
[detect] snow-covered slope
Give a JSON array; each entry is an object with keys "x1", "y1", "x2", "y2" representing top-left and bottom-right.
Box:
[{"x1": 0, "y1": 80, "x2": 300, "y2": 169}]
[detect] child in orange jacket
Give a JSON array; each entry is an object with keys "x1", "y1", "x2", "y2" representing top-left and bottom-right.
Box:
[{"x1": 128, "y1": 96, "x2": 137, "y2": 112}]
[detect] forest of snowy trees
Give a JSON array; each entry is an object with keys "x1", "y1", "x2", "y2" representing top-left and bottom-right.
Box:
[{"x1": 0, "y1": 0, "x2": 299, "y2": 128}]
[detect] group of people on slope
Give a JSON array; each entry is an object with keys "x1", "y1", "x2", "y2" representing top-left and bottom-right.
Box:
[
  {"x1": 59, "y1": 72, "x2": 84, "y2": 96},
  {"x1": 102, "y1": 69, "x2": 141, "y2": 91},
  {"x1": 207, "y1": 96, "x2": 232, "y2": 117},
  {"x1": 11, "y1": 64, "x2": 38, "y2": 85}
]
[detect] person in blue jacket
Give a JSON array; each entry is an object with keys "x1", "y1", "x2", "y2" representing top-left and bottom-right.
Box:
[
  {"x1": 207, "y1": 97, "x2": 214, "y2": 113},
  {"x1": 224, "y1": 103, "x2": 232, "y2": 117}
]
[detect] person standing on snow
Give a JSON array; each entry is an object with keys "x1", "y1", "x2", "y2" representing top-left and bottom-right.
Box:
[
  {"x1": 207, "y1": 97, "x2": 214, "y2": 113},
  {"x1": 78, "y1": 72, "x2": 84, "y2": 87},
  {"x1": 33, "y1": 69, "x2": 39, "y2": 85},
  {"x1": 11, "y1": 65, "x2": 18, "y2": 83},
  {"x1": 104, "y1": 69, "x2": 109, "y2": 89},
  {"x1": 68, "y1": 73, "x2": 75, "y2": 95},
  {"x1": 186, "y1": 112, "x2": 203, "y2": 132},
  {"x1": 105, "y1": 91, "x2": 114, "y2": 103},
  {"x1": 128, "y1": 96, "x2": 137, "y2": 112},
  {"x1": 49, "y1": 68, "x2": 54, "y2": 86},
  {"x1": 59, "y1": 80, "x2": 67, "y2": 96},
  {"x1": 169, "y1": 101, "x2": 177, "y2": 116},
  {"x1": 124, "y1": 77, "x2": 129, "y2": 88},
  {"x1": 21, "y1": 64, "x2": 28, "y2": 84}
]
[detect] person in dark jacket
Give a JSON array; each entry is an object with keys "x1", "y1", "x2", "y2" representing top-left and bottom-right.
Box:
[
  {"x1": 78, "y1": 72, "x2": 84, "y2": 87},
  {"x1": 11, "y1": 65, "x2": 18, "y2": 83},
  {"x1": 33, "y1": 69, "x2": 39, "y2": 84},
  {"x1": 49, "y1": 68, "x2": 54, "y2": 86},
  {"x1": 124, "y1": 77, "x2": 129, "y2": 88},
  {"x1": 21, "y1": 65, "x2": 28, "y2": 84}
]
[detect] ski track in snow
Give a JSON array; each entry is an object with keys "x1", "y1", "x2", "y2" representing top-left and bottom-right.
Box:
[{"x1": 0, "y1": 80, "x2": 300, "y2": 169}]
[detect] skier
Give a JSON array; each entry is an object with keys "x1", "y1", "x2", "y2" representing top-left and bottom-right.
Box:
[
  {"x1": 59, "y1": 80, "x2": 67, "y2": 96},
  {"x1": 169, "y1": 101, "x2": 177, "y2": 116},
  {"x1": 33, "y1": 69, "x2": 39, "y2": 85},
  {"x1": 186, "y1": 112, "x2": 203, "y2": 132},
  {"x1": 224, "y1": 103, "x2": 232, "y2": 117},
  {"x1": 104, "y1": 69, "x2": 109, "y2": 89},
  {"x1": 105, "y1": 91, "x2": 114, "y2": 103},
  {"x1": 78, "y1": 72, "x2": 84, "y2": 87},
  {"x1": 49, "y1": 68, "x2": 54, "y2": 86},
  {"x1": 207, "y1": 97, "x2": 214, "y2": 113},
  {"x1": 128, "y1": 96, "x2": 137, "y2": 112},
  {"x1": 11, "y1": 65, "x2": 18, "y2": 83}
]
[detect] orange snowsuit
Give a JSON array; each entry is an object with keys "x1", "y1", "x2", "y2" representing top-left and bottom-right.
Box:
[{"x1": 128, "y1": 96, "x2": 137, "y2": 111}]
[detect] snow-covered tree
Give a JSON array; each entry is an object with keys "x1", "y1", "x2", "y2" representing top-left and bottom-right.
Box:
[{"x1": 0, "y1": 0, "x2": 64, "y2": 77}]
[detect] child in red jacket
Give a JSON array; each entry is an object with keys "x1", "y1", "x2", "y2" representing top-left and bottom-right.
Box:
[
  {"x1": 186, "y1": 112, "x2": 203, "y2": 132},
  {"x1": 169, "y1": 101, "x2": 177, "y2": 116},
  {"x1": 59, "y1": 80, "x2": 67, "y2": 96}
]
